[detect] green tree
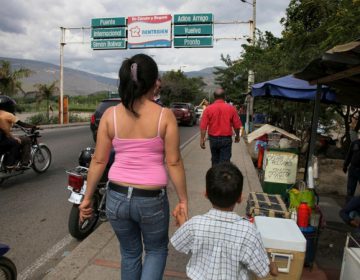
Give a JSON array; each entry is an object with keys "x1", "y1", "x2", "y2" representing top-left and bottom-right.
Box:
[
  {"x1": 35, "y1": 81, "x2": 59, "y2": 121},
  {"x1": 0, "y1": 60, "x2": 33, "y2": 96},
  {"x1": 214, "y1": 0, "x2": 360, "y2": 148},
  {"x1": 213, "y1": 55, "x2": 248, "y2": 104},
  {"x1": 160, "y1": 70, "x2": 206, "y2": 106}
]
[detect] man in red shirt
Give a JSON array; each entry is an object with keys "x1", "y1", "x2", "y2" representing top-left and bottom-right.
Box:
[{"x1": 200, "y1": 88, "x2": 242, "y2": 166}]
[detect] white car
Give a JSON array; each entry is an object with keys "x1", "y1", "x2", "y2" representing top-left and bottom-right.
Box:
[{"x1": 195, "y1": 106, "x2": 203, "y2": 119}]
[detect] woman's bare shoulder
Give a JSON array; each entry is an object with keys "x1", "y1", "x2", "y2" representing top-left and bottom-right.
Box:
[
  {"x1": 161, "y1": 107, "x2": 175, "y2": 119},
  {"x1": 101, "y1": 105, "x2": 121, "y2": 124}
]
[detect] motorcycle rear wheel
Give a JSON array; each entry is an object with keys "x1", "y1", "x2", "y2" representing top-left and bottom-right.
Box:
[
  {"x1": 31, "y1": 145, "x2": 52, "y2": 173},
  {"x1": 68, "y1": 196, "x2": 100, "y2": 240},
  {"x1": 0, "y1": 256, "x2": 17, "y2": 280}
]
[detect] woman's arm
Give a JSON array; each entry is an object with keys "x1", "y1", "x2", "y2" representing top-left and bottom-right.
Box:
[
  {"x1": 79, "y1": 108, "x2": 113, "y2": 221},
  {"x1": 163, "y1": 109, "x2": 188, "y2": 219}
]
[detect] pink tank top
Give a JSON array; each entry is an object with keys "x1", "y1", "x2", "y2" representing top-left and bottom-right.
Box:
[{"x1": 108, "y1": 107, "x2": 168, "y2": 186}]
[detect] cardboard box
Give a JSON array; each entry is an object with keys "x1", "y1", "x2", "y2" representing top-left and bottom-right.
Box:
[
  {"x1": 254, "y1": 216, "x2": 306, "y2": 280},
  {"x1": 246, "y1": 192, "x2": 290, "y2": 219}
]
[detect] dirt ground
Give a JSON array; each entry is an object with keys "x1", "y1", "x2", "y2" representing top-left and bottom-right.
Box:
[{"x1": 311, "y1": 157, "x2": 356, "y2": 280}]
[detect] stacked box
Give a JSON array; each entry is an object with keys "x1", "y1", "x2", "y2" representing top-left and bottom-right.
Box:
[
  {"x1": 254, "y1": 216, "x2": 307, "y2": 280},
  {"x1": 246, "y1": 192, "x2": 290, "y2": 219}
]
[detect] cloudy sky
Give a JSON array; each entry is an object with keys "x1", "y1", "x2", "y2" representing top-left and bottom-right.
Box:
[{"x1": 0, "y1": 0, "x2": 290, "y2": 78}]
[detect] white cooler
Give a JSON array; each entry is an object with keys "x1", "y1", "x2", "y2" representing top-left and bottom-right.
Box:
[{"x1": 254, "y1": 216, "x2": 306, "y2": 280}]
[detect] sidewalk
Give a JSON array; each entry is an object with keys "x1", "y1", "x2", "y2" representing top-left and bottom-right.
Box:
[{"x1": 43, "y1": 135, "x2": 333, "y2": 280}]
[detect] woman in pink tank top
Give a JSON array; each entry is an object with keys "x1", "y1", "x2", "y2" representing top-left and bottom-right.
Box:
[{"x1": 79, "y1": 54, "x2": 188, "y2": 280}]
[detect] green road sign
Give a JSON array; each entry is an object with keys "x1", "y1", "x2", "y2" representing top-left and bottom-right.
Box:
[
  {"x1": 91, "y1": 39, "x2": 127, "y2": 50},
  {"x1": 91, "y1": 17, "x2": 126, "y2": 28},
  {"x1": 174, "y1": 24, "x2": 213, "y2": 36},
  {"x1": 174, "y1": 13, "x2": 213, "y2": 24},
  {"x1": 91, "y1": 28, "x2": 126, "y2": 39},
  {"x1": 174, "y1": 37, "x2": 213, "y2": 48}
]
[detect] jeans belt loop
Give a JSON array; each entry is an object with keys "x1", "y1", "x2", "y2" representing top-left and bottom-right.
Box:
[
  {"x1": 160, "y1": 188, "x2": 165, "y2": 197},
  {"x1": 127, "y1": 187, "x2": 133, "y2": 199}
]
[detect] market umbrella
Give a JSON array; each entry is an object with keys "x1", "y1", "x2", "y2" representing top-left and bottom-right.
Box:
[{"x1": 252, "y1": 74, "x2": 336, "y2": 103}]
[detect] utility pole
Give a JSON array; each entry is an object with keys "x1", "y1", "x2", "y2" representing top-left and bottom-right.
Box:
[{"x1": 241, "y1": 0, "x2": 256, "y2": 134}]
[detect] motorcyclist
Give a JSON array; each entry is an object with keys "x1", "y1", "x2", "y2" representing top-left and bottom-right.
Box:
[{"x1": 0, "y1": 95, "x2": 37, "y2": 168}]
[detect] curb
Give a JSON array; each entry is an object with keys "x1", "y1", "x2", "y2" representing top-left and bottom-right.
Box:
[{"x1": 38, "y1": 122, "x2": 89, "y2": 130}]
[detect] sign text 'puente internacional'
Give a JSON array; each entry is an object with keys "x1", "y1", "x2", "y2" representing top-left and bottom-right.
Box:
[{"x1": 90, "y1": 13, "x2": 214, "y2": 50}]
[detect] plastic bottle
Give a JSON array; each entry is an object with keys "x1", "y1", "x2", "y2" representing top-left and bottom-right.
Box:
[
  {"x1": 297, "y1": 202, "x2": 311, "y2": 227},
  {"x1": 257, "y1": 146, "x2": 264, "y2": 169},
  {"x1": 291, "y1": 208, "x2": 298, "y2": 223}
]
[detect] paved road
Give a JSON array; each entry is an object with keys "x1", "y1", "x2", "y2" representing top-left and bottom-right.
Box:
[{"x1": 0, "y1": 124, "x2": 199, "y2": 280}]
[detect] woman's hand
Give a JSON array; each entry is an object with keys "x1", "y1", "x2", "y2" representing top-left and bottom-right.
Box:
[
  {"x1": 79, "y1": 198, "x2": 93, "y2": 223},
  {"x1": 172, "y1": 201, "x2": 188, "y2": 226}
]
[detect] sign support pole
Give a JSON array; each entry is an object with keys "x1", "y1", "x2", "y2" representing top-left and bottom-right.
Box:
[{"x1": 59, "y1": 27, "x2": 65, "y2": 125}]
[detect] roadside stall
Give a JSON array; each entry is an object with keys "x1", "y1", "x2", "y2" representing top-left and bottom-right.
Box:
[
  {"x1": 246, "y1": 39, "x2": 360, "y2": 278},
  {"x1": 244, "y1": 75, "x2": 338, "y2": 276},
  {"x1": 245, "y1": 124, "x2": 322, "y2": 272},
  {"x1": 246, "y1": 124, "x2": 300, "y2": 198},
  {"x1": 294, "y1": 39, "x2": 360, "y2": 280}
]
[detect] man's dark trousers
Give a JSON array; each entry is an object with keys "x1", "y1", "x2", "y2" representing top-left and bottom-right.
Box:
[
  {"x1": 347, "y1": 165, "x2": 360, "y2": 201},
  {"x1": 208, "y1": 136, "x2": 232, "y2": 166}
]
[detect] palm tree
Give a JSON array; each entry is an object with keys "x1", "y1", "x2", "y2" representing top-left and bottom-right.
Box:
[
  {"x1": 35, "y1": 81, "x2": 59, "y2": 121},
  {"x1": 0, "y1": 60, "x2": 33, "y2": 96}
]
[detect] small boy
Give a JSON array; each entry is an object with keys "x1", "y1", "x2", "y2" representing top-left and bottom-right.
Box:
[{"x1": 171, "y1": 162, "x2": 275, "y2": 280}]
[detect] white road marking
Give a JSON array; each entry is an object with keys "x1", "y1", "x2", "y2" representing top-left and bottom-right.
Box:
[
  {"x1": 180, "y1": 132, "x2": 199, "y2": 150},
  {"x1": 18, "y1": 234, "x2": 73, "y2": 280}
]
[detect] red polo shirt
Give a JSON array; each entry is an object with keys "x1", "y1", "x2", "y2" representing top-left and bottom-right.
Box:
[{"x1": 200, "y1": 100, "x2": 242, "y2": 136}]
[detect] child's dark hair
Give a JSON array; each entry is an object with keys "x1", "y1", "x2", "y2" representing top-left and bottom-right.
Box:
[
  {"x1": 206, "y1": 162, "x2": 243, "y2": 208},
  {"x1": 119, "y1": 53, "x2": 158, "y2": 117}
]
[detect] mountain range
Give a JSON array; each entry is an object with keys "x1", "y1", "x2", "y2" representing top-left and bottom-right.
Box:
[{"x1": 0, "y1": 57, "x2": 218, "y2": 96}]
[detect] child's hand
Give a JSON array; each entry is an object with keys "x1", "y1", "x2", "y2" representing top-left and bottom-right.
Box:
[{"x1": 269, "y1": 261, "x2": 278, "y2": 276}]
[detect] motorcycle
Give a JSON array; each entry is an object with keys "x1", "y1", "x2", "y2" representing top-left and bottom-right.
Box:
[
  {"x1": 0, "y1": 125, "x2": 52, "y2": 184},
  {"x1": 66, "y1": 147, "x2": 112, "y2": 240},
  {"x1": 0, "y1": 243, "x2": 17, "y2": 280}
]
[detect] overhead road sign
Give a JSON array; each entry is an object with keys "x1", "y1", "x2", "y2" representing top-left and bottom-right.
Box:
[
  {"x1": 91, "y1": 17, "x2": 126, "y2": 28},
  {"x1": 174, "y1": 37, "x2": 213, "y2": 48},
  {"x1": 174, "y1": 13, "x2": 213, "y2": 24},
  {"x1": 91, "y1": 39, "x2": 127, "y2": 50},
  {"x1": 128, "y1": 14, "x2": 172, "y2": 48},
  {"x1": 174, "y1": 24, "x2": 213, "y2": 36},
  {"x1": 91, "y1": 27, "x2": 126, "y2": 39}
]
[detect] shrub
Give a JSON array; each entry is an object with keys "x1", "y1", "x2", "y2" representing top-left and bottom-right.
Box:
[
  {"x1": 25, "y1": 113, "x2": 58, "y2": 125},
  {"x1": 25, "y1": 112, "x2": 89, "y2": 125}
]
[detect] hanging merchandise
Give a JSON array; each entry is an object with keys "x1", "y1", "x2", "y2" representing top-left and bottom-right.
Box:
[
  {"x1": 307, "y1": 166, "x2": 314, "y2": 189},
  {"x1": 288, "y1": 181, "x2": 316, "y2": 209}
]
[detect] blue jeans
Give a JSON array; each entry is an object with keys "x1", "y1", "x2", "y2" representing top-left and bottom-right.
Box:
[
  {"x1": 106, "y1": 187, "x2": 169, "y2": 280},
  {"x1": 208, "y1": 135, "x2": 232, "y2": 166},
  {"x1": 339, "y1": 196, "x2": 360, "y2": 224},
  {"x1": 347, "y1": 166, "x2": 360, "y2": 201}
]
